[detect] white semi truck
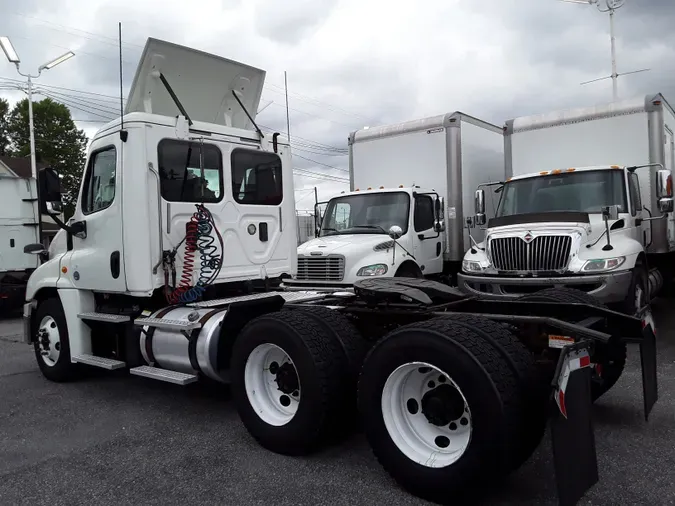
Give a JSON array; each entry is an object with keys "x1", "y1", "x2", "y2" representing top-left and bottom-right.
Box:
[
  {"x1": 0, "y1": 174, "x2": 42, "y2": 313},
  {"x1": 459, "y1": 93, "x2": 675, "y2": 315},
  {"x1": 20, "y1": 38, "x2": 660, "y2": 506},
  {"x1": 283, "y1": 113, "x2": 504, "y2": 291}
]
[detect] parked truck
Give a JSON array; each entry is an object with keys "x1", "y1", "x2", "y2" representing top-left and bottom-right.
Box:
[
  {"x1": 459, "y1": 93, "x2": 675, "y2": 314},
  {"x1": 283, "y1": 113, "x2": 504, "y2": 291},
  {"x1": 20, "y1": 38, "x2": 659, "y2": 506},
  {"x1": 0, "y1": 174, "x2": 41, "y2": 313}
]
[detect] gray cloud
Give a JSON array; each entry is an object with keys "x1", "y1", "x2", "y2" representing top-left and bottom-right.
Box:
[
  {"x1": 1, "y1": 0, "x2": 674, "y2": 204},
  {"x1": 253, "y1": 0, "x2": 339, "y2": 45}
]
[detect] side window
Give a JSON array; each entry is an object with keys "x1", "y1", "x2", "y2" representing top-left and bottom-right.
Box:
[
  {"x1": 158, "y1": 139, "x2": 223, "y2": 203},
  {"x1": 414, "y1": 195, "x2": 435, "y2": 232},
  {"x1": 628, "y1": 172, "x2": 641, "y2": 216},
  {"x1": 82, "y1": 146, "x2": 117, "y2": 215},
  {"x1": 231, "y1": 149, "x2": 283, "y2": 205}
]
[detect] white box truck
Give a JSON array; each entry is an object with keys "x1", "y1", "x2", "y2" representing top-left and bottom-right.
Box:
[
  {"x1": 0, "y1": 174, "x2": 41, "y2": 312},
  {"x1": 458, "y1": 93, "x2": 675, "y2": 314},
  {"x1": 283, "y1": 112, "x2": 504, "y2": 290}
]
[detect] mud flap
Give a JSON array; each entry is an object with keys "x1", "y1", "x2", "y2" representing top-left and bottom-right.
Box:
[
  {"x1": 550, "y1": 345, "x2": 598, "y2": 506},
  {"x1": 638, "y1": 307, "x2": 658, "y2": 421}
]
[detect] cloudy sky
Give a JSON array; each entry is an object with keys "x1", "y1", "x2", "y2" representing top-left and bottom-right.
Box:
[{"x1": 1, "y1": 0, "x2": 673, "y2": 211}]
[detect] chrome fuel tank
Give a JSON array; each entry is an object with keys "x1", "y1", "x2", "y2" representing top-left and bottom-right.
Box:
[{"x1": 139, "y1": 306, "x2": 228, "y2": 383}]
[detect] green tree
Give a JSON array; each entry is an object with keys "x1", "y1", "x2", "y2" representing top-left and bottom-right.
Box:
[
  {"x1": 0, "y1": 98, "x2": 9, "y2": 156},
  {"x1": 7, "y1": 97, "x2": 88, "y2": 219}
]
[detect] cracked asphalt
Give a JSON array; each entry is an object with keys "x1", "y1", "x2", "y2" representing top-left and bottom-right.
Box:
[{"x1": 1, "y1": 299, "x2": 674, "y2": 506}]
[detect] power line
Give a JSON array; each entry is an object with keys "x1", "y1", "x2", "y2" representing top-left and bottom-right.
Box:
[
  {"x1": 3, "y1": 11, "x2": 381, "y2": 124},
  {"x1": 294, "y1": 153, "x2": 348, "y2": 173}
]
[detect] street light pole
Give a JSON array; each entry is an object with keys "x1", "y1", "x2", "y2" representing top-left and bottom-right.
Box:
[
  {"x1": 0, "y1": 36, "x2": 75, "y2": 179},
  {"x1": 26, "y1": 75, "x2": 37, "y2": 179}
]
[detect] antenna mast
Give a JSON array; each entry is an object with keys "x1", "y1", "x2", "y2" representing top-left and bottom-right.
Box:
[
  {"x1": 284, "y1": 71, "x2": 291, "y2": 145},
  {"x1": 560, "y1": 0, "x2": 649, "y2": 101},
  {"x1": 118, "y1": 22, "x2": 127, "y2": 141}
]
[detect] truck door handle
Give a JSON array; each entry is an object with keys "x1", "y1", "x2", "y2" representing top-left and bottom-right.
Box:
[
  {"x1": 259, "y1": 222, "x2": 269, "y2": 242},
  {"x1": 110, "y1": 251, "x2": 120, "y2": 279}
]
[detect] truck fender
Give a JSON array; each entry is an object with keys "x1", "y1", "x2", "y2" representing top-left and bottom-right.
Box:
[
  {"x1": 25, "y1": 258, "x2": 66, "y2": 301},
  {"x1": 394, "y1": 260, "x2": 423, "y2": 278},
  {"x1": 217, "y1": 295, "x2": 287, "y2": 370}
]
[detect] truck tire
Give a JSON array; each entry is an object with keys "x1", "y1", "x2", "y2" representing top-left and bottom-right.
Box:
[
  {"x1": 518, "y1": 287, "x2": 627, "y2": 402},
  {"x1": 230, "y1": 310, "x2": 346, "y2": 456},
  {"x1": 286, "y1": 306, "x2": 369, "y2": 381},
  {"x1": 357, "y1": 318, "x2": 522, "y2": 503},
  {"x1": 620, "y1": 263, "x2": 648, "y2": 316},
  {"x1": 33, "y1": 297, "x2": 80, "y2": 382},
  {"x1": 284, "y1": 306, "x2": 369, "y2": 422},
  {"x1": 439, "y1": 314, "x2": 548, "y2": 472}
]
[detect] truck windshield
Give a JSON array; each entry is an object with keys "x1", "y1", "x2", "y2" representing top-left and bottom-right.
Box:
[
  {"x1": 320, "y1": 192, "x2": 410, "y2": 236},
  {"x1": 496, "y1": 170, "x2": 627, "y2": 217}
]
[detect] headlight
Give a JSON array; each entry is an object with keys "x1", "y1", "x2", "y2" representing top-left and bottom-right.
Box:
[
  {"x1": 357, "y1": 263, "x2": 388, "y2": 276},
  {"x1": 582, "y1": 256, "x2": 625, "y2": 272},
  {"x1": 462, "y1": 260, "x2": 485, "y2": 273}
]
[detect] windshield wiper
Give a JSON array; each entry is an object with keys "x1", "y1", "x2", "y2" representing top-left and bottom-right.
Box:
[
  {"x1": 320, "y1": 227, "x2": 341, "y2": 235},
  {"x1": 352, "y1": 225, "x2": 387, "y2": 233}
]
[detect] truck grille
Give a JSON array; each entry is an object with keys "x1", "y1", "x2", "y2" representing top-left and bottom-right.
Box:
[
  {"x1": 296, "y1": 255, "x2": 345, "y2": 281},
  {"x1": 489, "y1": 235, "x2": 572, "y2": 272}
]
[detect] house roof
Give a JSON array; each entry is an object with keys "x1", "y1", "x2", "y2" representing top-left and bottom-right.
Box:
[{"x1": 0, "y1": 155, "x2": 47, "y2": 178}]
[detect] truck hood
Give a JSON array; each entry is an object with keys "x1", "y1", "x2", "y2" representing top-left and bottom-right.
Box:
[
  {"x1": 298, "y1": 234, "x2": 394, "y2": 257},
  {"x1": 486, "y1": 213, "x2": 632, "y2": 250}
]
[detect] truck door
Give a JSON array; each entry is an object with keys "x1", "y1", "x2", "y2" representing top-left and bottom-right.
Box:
[
  {"x1": 62, "y1": 134, "x2": 127, "y2": 292},
  {"x1": 229, "y1": 147, "x2": 286, "y2": 270},
  {"x1": 413, "y1": 194, "x2": 443, "y2": 275}
]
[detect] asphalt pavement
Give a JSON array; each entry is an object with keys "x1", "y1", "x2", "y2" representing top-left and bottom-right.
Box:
[{"x1": 1, "y1": 301, "x2": 674, "y2": 506}]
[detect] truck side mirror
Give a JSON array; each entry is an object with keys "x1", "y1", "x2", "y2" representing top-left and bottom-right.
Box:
[
  {"x1": 314, "y1": 204, "x2": 322, "y2": 237},
  {"x1": 38, "y1": 167, "x2": 63, "y2": 216},
  {"x1": 475, "y1": 189, "x2": 486, "y2": 226},
  {"x1": 388, "y1": 225, "x2": 403, "y2": 240},
  {"x1": 656, "y1": 169, "x2": 673, "y2": 214},
  {"x1": 434, "y1": 196, "x2": 445, "y2": 232},
  {"x1": 602, "y1": 205, "x2": 620, "y2": 222}
]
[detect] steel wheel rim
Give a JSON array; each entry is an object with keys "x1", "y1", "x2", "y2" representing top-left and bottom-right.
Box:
[
  {"x1": 381, "y1": 361, "x2": 472, "y2": 468},
  {"x1": 37, "y1": 316, "x2": 61, "y2": 367},
  {"x1": 244, "y1": 343, "x2": 301, "y2": 426}
]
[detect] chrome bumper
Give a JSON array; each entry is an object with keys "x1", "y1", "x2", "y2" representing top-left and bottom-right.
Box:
[
  {"x1": 23, "y1": 301, "x2": 34, "y2": 345},
  {"x1": 457, "y1": 270, "x2": 633, "y2": 304}
]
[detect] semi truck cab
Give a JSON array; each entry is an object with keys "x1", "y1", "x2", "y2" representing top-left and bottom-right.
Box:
[
  {"x1": 458, "y1": 164, "x2": 673, "y2": 312},
  {"x1": 283, "y1": 186, "x2": 445, "y2": 290}
]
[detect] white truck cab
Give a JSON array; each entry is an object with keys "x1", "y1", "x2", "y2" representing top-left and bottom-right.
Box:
[
  {"x1": 284, "y1": 186, "x2": 445, "y2": 290},
  {"x1": 459, "y1": 164, "x2": 674, "y2": 312}
]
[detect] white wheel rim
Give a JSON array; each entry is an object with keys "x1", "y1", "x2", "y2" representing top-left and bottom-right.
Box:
[
  {"x1": 244, "y1": 343, "x2": 301, "y2": 426},
  {"x1": 381, "y1": 362, "x2": 472, "y2": 468},
  {"x1": 37, "y1": 315, "x2": 61, "y2": 367}
]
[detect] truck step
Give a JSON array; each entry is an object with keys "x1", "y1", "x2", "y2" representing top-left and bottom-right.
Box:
[
  {"x1": 78, "y1": 312, "x2": 131, "y2": 323},
  {"x1": 133, "y1": 317, "x2": 202, "y2": 331},
  {"x1": 129, "y1": 366, "x2": 197, "y2": 385},
  {"x1": 72, "y1": 354, "x2": 126, "y2": 370}
]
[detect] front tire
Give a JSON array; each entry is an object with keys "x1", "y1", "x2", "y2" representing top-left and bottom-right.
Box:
[
  {"x1": 33, "y1": 297, "x2": 79, "y2": 382},
  {"x1": 230, "y1": 311, "x2": 345, "y2": 455},
  {"x1": 358, "y1": 318, "x2": 522, "y2": 503}
]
